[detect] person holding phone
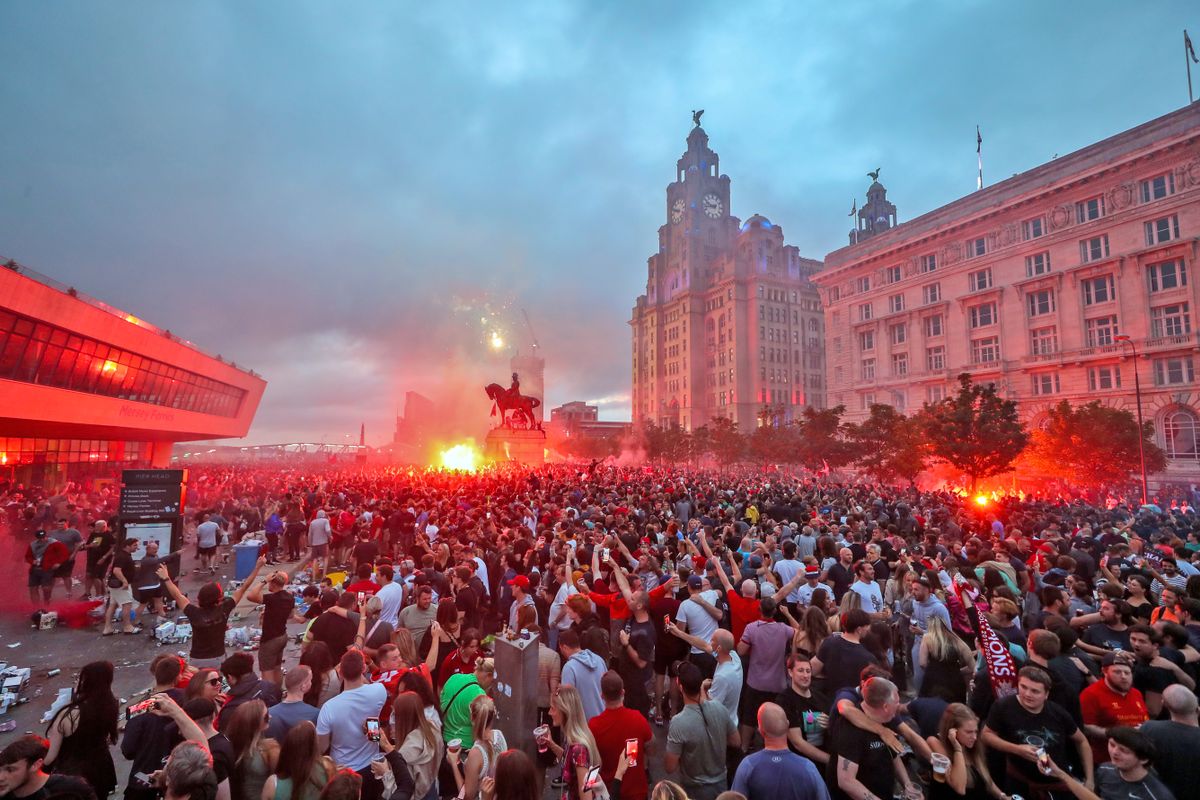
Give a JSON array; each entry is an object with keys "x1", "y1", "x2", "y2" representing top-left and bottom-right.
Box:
[{"x1": 588, "y1": 672, "x2": 652, "y2": 800}]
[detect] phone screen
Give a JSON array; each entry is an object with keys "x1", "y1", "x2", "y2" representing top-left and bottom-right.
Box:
[
  {"x1": 584, "y1": 766, "x2": 602, "y2": 790},
  {"x1": 625, "y1": 738, "x2": 638, "y2": 766},
  {"x1": 365, "y1": 718, "x2": 380, "y2": 741}
]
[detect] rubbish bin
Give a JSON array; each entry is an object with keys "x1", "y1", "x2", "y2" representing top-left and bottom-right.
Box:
[{"x1": 233, "y1": 541, "x2": 263, "y2": 581}]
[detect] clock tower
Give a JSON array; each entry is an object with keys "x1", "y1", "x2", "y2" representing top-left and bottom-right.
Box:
[{"x1": 631, "y1": 117, "x2": 827, "y2": 434}]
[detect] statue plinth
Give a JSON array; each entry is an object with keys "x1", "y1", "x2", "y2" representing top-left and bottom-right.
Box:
[{"x1": 485, "y1": 427, "x2": 546, "y2": 466}]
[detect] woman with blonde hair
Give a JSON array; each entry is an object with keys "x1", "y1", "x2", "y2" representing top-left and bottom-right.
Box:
[
  {"x1": 649, "y1": 780, "x2": 688, "y2": 800},
  {"x1": 537, "y1": 685, "x2": 600, "y2": 800},
  {"x1": 449, "y1": 694, "x2": 507, "y2": 800},
  {"x1": 828, "y1": 590, "x2": 862, "y2": 632},
  {"x1": 918, "y1": 615, "x2": 974, "y2": 703},
  {"x1": 985, "y1": 596, "x2": 1023, "y2": 645},
  {"x1": 925, "y1": 703, "x2": 1002, "y2": 799},
  {"x1": 374, "y1": 692, "x2": 442, "y2": 800}
]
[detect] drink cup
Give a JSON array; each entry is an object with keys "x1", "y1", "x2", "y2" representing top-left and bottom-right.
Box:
[
  {"x1": 447, "y1": 738, "x2": 462, "y2": 757},
  {"x1": 534, "y1": 725, "x2": 550, "y2": 753},
  {"x1": 931, "y1": 753, "x2": 951, "y2": 782}
]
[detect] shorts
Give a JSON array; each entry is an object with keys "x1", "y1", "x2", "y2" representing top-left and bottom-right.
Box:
[
  {"x1": 86, "y1": 563, "x2": 107, "y2": 579},
  {"x1": 739, "y1": 685, "x2": 775, "y2": 726},
  {"x1": 134, "y1": 587, "x2": 163, "y2": 604},
  {"x1": 28, "y1": 568, "x2": 55, "y2": 588},
  {"x1": 258, "y1": 634, "x2": 288, "y2": 671},
  {"x1": 197, "y1": 545, "x2": 216, "y2": 557},
  {"x1": 310, "y1": 544, "x2": 329, "y2": 557},
  {"x1": 109, "y1": 584, "x2": 135, "y2": 606},
  {"x1": 53, "y1": 558, "x2": 76, "y2": 578}
]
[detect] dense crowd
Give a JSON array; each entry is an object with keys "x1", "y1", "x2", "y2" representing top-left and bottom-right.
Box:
[{"x1": 4, "y1": 462, "x2": 1200, "y2": 800}]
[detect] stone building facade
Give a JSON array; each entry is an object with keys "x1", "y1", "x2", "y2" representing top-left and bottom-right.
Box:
[
  {"x1": 816, "y1": 104, "x2": 1200, "y2": 485},
  {"x1": 630, "y1": 124, "x2": 826, "y2": 433}
]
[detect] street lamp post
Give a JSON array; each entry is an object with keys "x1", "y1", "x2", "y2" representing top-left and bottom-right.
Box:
[{"x1": 1114, "y1": 335, "x2": 1149, "y2": 505}]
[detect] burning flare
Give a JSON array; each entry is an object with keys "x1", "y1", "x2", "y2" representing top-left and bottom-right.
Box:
[{"x1": 439, "y1": 442, "x2": 483, "y2": 472}]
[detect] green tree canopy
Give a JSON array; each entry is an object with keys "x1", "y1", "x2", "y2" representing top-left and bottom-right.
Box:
[
  {"x1": 920, "y1": 374, "x2": 1027, "y2": 487},
  {"x1": 847, "y1": 403, "x2": 928, "y2": 484},
  {"x1": 1021, "y1": 399, "x2": 1166, "y2": 491},
  {"x1": 794, "y1": 405, "x2": 855, "y2": 471}
]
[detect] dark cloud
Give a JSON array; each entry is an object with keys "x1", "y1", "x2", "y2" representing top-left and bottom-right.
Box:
[{"x1": 0, "y1": 1, "x2": 1192, "y2": 443}]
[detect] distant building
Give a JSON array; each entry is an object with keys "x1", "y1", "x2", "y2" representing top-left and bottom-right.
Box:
[
  {"x1": 0, "y1": 260, "x2": 265, "y2": 488},
  {"x1": 548, "y1": 401, "x2": 631, "y2": 442},
  {"x1": 630, "y1": 123, "x2": 826, "y2": 433},
  {"x1": 816, "y1": 103, "x2": 1200, "y2": 484}
]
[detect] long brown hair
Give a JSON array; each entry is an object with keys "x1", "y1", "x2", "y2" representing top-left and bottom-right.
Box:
[
  {"x1": 799, "y1": 605, "x2": 830, "y2": 654},
  {"x1": 275, "y1": 721, "x2": 329, "y2": 800},
  {"x1": 225, "y1": 700, "x2": 268, "y2": 780},
  {"x1": 937, "y1": 703, "x2": 985, "y2": 773},
  {"x1": 393, "y1": 692, "x2": 439, "y2": 752},
  {"x1": 492, "y1": 750, "x2": 539, "y2": 800}
]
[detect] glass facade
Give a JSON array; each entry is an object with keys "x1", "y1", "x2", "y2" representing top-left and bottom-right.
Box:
[
  {"x1": 0, "y1": 307, "x2": 246, "y2": 417},
  {"x1": 0, "y1": 438, "x2": 152, "y2": 487}
]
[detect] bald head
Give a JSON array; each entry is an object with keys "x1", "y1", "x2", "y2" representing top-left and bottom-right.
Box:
[
  {"x1": 712, "y1": 629, "x2": 735, "y2": 654},
  {"x1": 757, "y1": 702, "x2": 789, "y2": 739},
  {"x1": 1163, "y1": 683, "x2": 1198, "y2": 717},
  {"x1": 740, "y1": 579, "x2": 758, "y2": 599}
]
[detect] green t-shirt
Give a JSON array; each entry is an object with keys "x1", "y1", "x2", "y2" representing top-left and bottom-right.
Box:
[{"x1": 440, "y1": 673, "x2": 484, "y2": 748}]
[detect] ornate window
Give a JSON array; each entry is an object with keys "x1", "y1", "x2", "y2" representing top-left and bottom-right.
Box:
[{"x1": 1164, "y1": 408, "x2": 1200, "y2": 460}]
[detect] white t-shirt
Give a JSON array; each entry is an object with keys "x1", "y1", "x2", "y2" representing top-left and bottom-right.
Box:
[
  {"x1": 472, "y1": 556, "x2": 491, "y2": 596},
  {"x1": 795, "y1": 581, "x2": 821, "y2": 607},
  {"x1": 375, "y1": 581, "x2": 404, "y2": 627},
  {"x1": 196, "y1": 521, "x2": 220, "y2": 549},
  {"x1": 677, "y1": 590, "x2": 720, "y2": 653},
  {"x1": 550, "y1": 582, "x2": 578, "y2": 631},
  {"x1": 315, "y1": 682, "x2": 386, "y2": 770},
  {"x1": 849, "y1": 580, "x2": 885, "y2": 614},
  {"x1": 773, "y1": 559, "x2": 804, "y2": 603},
  {"x1": 308, "y1": 517, "x2": 331, "y2": 547},
  {"x1": 711, "y1": 656, "x2": 743, "y2": 727}
]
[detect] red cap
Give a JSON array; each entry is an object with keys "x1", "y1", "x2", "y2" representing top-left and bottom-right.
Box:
[{"x1": 508, "y1": 575, "x2": 531, "y2": 590}]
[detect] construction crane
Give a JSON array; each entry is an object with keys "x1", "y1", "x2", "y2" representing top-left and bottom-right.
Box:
[{"x1": 522, "y1": 308, "x2": 541, "y2": 352}]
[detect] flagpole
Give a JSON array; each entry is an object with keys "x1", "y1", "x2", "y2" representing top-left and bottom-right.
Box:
[
  {"x1": 976, "y1": 125, "x2": 983, "y2": 191},
  {"x1": 1188, "y1": 30, "x2": 1195, "y2": 103}
]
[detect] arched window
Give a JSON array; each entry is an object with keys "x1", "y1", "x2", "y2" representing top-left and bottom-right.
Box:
[{"x1": 1164, "y1": 408, "x2": 1200, "y2": 460}]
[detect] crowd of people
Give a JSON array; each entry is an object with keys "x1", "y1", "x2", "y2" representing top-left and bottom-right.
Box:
[{"x1": 4, "y1": 461, "x2": 1200, "y2": 800}]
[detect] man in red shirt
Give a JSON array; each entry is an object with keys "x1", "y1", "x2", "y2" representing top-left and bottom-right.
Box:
[
  {"x1": 589, "y1": 670, "x2": 652, "y2": 800},
  {"x1": 704, "y1": 535, "x2": 802, "y2": 642},
  {"x1": 581, "y1": 550, "x2": 676, "y2": 639},
  {"x1": 344, "y1": 563, "x2": 381, "y2": 598},
  {"x1": 26, "y1": 530, "x2": 69, "y2": 605},
  {"x1": 1080, "y1": 652, "x2": 1149, "y2": 764}
]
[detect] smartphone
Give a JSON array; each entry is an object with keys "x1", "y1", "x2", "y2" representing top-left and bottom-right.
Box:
[
  {"x1": 583, "y1": 766, "x2": 602, "y2": 791},
  {"x1": 663, "y1": 615, "x2": 671, "y2": 628},
  {"x1": 365, "y1": 717, "x2": 381, "y2": 742},
  {"x1": 625, "y1": 738, "x2": 639, "y2": 767},
  {"x1": 357, "y1": 592, "x2": 366, "y2": 604},
  {"x1": 126, "y1": 698, "x2": 157, "y2": 721},
  {"x1": 602, "y1": 548, "x2": 611, "y2": 563}
]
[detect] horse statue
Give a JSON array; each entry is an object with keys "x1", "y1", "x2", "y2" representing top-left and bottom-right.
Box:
[{"x1": 484, "y1": 382, "x2": 542, "y2": 431}]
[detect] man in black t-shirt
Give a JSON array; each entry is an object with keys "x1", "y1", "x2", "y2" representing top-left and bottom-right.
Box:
[
  {"x1": 825, "y1": 677, "x2": 914, "y2": 800},
  {"x1": 775, "y1": 655, "x2": 829, "y2": 767},
  {"x1": 83, "y1": 519, "x2": 115, "y2": 599},
  {"x1": 102, "y1": 537, "x2": 140, "y2": 636},
  {"x1": 0, "y1": 735, "x2": 96, "y2": 800},
  {"x1": 307, "y1": 591, "x2": 359, "y2": 661},
  {"x1": 813, "y1": 609, "x2": 876, "y2": 694},
  {"x1": 248, "y1": 569, "x2": 302, "y2": 685},
  {"x1": 982, "y1": 666, "x2": 1092, "y2": 796},
  {"x1": 825, "y1": 548, "x2": 855, "y2": 602}
]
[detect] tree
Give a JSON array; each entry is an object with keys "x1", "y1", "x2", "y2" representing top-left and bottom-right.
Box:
[
  {"x1": 794, "y1": 405, "x2": 855, "y2": 471},
  {"x1": 920, "y1": 374, "x2": 1028, "y2": 488},
  {"x1": 847, "y1": 404, "x2": 929, "y2": 485},
  {"x1": 1021, "y1": 400, "x2": 1167, "y2": 492},
  {"x1": 693, "y1": 416, "x2": 746, "y2": 463}
]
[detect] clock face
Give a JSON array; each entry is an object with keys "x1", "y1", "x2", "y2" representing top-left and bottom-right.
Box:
[
  {"x1": 671, "y1": 198, "x2": 684, "y2": 224},
  {"x1": 703, "y1": 193, "x2": 723, "y2": 219}
]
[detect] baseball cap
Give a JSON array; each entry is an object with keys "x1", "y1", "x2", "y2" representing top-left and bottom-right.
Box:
[
  {"x1": 805, "y1": 565, "x2": 820, "y2": 578},
  {"x1": 507, "y1": 575, "x2": 530, "y2": 590},
  {"x1": 748, "y1": 555, "x2": 763, "y2": 568},
  {"x1": 687, "y1": 575, "x2": 703, "y2": 590}
]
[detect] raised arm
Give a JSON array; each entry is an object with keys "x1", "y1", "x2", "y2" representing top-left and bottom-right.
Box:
[
  {"x1": 664, "y1": 619, "x2": 712, "y2": 654},
  {"x1": 156, "y1": 565, "x2": 190, "y2": 611},
  {"x1": 231, "y1": 556, "x2": 267, "y2": 605}
]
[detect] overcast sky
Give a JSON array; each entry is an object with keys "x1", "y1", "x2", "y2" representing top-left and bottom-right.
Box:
[{"x1": 1, "y1": 2, "x2": 1195, "y2": 445}]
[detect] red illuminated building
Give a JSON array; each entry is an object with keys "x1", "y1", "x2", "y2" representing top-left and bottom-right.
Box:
[{"x1": 0, "y1": 260, "x2": 266, "y2": 487}]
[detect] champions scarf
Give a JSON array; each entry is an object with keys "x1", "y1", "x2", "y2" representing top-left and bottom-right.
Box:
[{"x1": 955, "y1": 579, "x2": 1018, "y2": 699}]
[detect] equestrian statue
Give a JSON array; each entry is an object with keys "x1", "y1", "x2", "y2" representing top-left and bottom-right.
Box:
[{"x1": 484, "y1": 373, "x2": 542, "y2": 431}]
